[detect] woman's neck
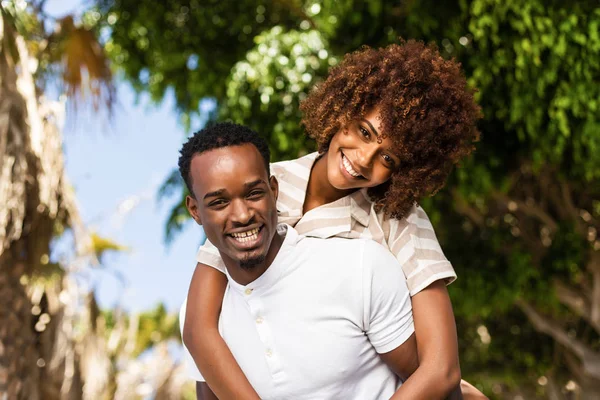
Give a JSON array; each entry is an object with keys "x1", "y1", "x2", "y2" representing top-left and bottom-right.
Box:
[{"x1": 303, "y1": 153, "x2": 355, "y2": 213}]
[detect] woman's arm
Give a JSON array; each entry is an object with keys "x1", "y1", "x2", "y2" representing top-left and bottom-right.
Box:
[
  {"x1": 183, "y1": 263, "x2": 260, "y2": 400},
  {"x1": 388, "y1": 280, "x2": 462, "y2": 400}
]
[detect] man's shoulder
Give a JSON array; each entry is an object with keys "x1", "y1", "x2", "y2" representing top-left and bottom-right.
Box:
[
  {"x1": 298, "y1": 235, "x2": 363, "y2": 249},
  {"x1": 295, "y1": 236, "x2": 390, "y2": 261}
]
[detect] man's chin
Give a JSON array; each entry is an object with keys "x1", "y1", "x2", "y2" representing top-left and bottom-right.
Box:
[{"x1": 239, "y1": 254, "x2": 266, "y2": 270}]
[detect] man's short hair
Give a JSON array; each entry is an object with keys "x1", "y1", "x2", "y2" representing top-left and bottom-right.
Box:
[{"x1": 178, "y1": 122, "x2": 271, "y2": 197}]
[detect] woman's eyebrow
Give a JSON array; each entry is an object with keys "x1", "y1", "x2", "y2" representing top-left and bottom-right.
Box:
[{"x1": 361, "y1": 119, "x2": 379, "y2": 137}]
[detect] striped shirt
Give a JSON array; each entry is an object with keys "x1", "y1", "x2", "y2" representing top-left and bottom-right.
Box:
[{"x1": 196, "y1": 152, "x2": 456, "y2": 295}]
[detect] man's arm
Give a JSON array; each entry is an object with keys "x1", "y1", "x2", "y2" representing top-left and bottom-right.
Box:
[{"x1": 379, "y1": 332, "x2": 419, "y2": 380}]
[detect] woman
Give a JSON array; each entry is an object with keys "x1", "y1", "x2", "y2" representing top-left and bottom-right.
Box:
[{"x1": 184, "y1": 39, "x2": 483, "y2": 399}]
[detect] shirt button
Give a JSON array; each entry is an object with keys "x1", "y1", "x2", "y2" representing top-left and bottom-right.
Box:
[
  {"x1": 265, "y1": 349, "x2": 273, "y2": 357},
  {"x1": 244, "y1": 288, "x2": 253, "y2": 295},
  {"x1": 255, "y1": 316, "x2": 264, "y2": 324}
]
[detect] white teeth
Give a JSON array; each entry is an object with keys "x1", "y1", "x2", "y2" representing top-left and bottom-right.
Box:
[
  {"x1": 342, "y1": 155, "x2": 361, "y2": 178},
  {"x1": 231, "y1": 228, "x2": 260, "y2": 242}
]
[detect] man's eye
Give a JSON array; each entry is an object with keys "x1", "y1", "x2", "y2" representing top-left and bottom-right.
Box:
[
  {"x1": 248, "y1": 190, "x2": 264, "y2": 199},
  {"x1": 209, "y1": 199, "x2": 228, "y2": 207}
]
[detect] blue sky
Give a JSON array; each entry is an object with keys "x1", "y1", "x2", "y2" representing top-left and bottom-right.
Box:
[{"x1": 46, "y1": 0, "x2": 204, "y2": 313}]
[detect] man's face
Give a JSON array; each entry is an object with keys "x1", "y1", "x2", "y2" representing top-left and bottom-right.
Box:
[{"x1": 185, "y1": 144, "x2": 279, "y2": 270}]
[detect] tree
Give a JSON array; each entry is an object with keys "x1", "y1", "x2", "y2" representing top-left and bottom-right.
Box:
[
  {"x1": 99, "y1": 0, "x2": 600, "y2": 397},
  {"x1": 0, "y1": 2, "x2": 198, "y2": 399},
  {"x1": 433, "y1": 1, "x2": 600, "y2": 397},
  {"x1": 0, "y1": 3, "x2": 102, "y2": 396}
]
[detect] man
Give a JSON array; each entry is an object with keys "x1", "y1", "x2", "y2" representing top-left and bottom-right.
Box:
[{"x1": 179, "y1": 122, "x2": 419, "y2": 399}]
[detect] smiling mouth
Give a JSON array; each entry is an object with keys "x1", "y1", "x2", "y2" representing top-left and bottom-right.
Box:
[
  {"x1": 341, "y1": 153, "x2": 364, "y2": 179},
  {"x1": 227, "y1": 225, "x2": 265, "y2": 247},
  {"x1": 230, "y1": 227, "x2": 260, "y2": 242}
]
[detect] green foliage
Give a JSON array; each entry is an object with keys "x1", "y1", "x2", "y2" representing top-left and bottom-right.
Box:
[
  {"x1": 102, "y1": 302, "x2": 180, "y2": 357},
  {"x1": 99, "y1": 0, "x2": 600, "y2": 395},
  {"x1": 134, "y1": 303, "x2": 181, "y2": 356},
  {"x1": 466, "y1": 0, "x2": 600, "y2": 181},
  {"x1": 97, "y1": 0, "x2": 468, "y2": 130},
  {"x1": 97, "y1": 0, "x2": 301, "y2": 120},
  {"x1": 221, "y1": 26, "x2": 336, "y2": 160},
  {"x1": 157, "y1": 168, "x2": 192, "y2": 244}
]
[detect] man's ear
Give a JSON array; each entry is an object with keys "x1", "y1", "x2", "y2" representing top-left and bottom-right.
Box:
[
  {"x1": 185, "y1": 195, "x2": 202, "y2": 225},
  {"x1": 269, "y1": 175, "x2": 279, "y2": 201}
]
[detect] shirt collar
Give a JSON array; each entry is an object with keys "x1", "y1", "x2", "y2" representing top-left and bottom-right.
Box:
[
  {"x1": 225, "y1": 224, "x2": 299, "y2": 293},
  {"x1": 276, "y1": 152, "x2": 374, "y2": 235},
  {"x1": 349, "y1": 189, "x2": 372, "y2": 227}
]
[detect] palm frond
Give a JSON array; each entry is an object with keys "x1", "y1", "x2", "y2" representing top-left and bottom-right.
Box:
[
  {"x1": 156, "y1": 168, "x2": 185, "y2": 203},
  {"x1": 164, "y1": 195, "x2": 193, "y2": 245},
  {"x1": 53, "y1": 16, "x2": 115, "y2": 114},
  {"x1": 89, "y1": 232, "x2": 130, "y2": 263}
]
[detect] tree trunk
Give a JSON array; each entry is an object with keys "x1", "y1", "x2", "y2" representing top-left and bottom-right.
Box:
[
  {"x1": 0, "y1": 250, "x2": 40, "y2": 400},
  {"x1": 0, "y1": 8, "x2": 73, "y2": 399}
]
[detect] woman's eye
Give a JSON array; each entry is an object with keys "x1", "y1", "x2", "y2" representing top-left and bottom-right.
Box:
[
  {"x1": 359, "y1": 126, "x2": 370, "y2": 138},
  {"x1": 382, "y1": 154, "x2": 395, "y2": 167}
]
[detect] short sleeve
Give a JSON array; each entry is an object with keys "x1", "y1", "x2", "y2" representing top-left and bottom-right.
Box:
[
  {"x1": 196, "y1": 238, "x2": 226, "y2": 273},
  {"x1": 362, "y1": 240, "x2": 415, "y2": 354},
  {"x1": 387, "y1": 205, "x2": 457, "y2": 296},
  {"x1": 179, "y1": 301, "x2": 205, "y2": 382}
]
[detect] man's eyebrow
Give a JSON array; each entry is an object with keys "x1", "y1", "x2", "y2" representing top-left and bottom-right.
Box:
[
  {"x1": 245, "y1": 179, "x2": 267, "y2": 189},
  {"x1": 361, "y1": 119, "x2": 380, "y2": 137},
  {"x1": 203, "y1": 179, "x2": 266, "y2": 200},
  {"x1": 203, "y1": 189, "x2": 225, "y2": 200}
]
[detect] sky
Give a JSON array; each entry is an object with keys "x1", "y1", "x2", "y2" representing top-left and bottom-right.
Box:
[{"x1": 45, "y1": 0, "x2": 204, "y2": 313}]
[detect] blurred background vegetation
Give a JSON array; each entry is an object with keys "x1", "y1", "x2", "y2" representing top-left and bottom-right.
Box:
[{"x1": 1, "y1": 0, "x2": 599, "y2": 399}]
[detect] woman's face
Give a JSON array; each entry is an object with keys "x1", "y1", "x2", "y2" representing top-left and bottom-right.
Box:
[{"x1": 326, "y1": 108, "x2": 400, "y2": 191}]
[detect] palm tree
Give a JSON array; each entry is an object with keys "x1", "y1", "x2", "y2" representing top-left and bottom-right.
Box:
[
  {"x1": 0, "y1": 2, "x2": 114, "y2": 398},
  {"x1": 0, "y1": 4, "x2": 193, "y2": 398}
]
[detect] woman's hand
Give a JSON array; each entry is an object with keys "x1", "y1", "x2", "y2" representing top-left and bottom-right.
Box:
[{"x1": 184, "y1": 263, "x2": 260, "y2": 400}]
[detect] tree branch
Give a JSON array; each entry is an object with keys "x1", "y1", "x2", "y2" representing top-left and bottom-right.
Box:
[
  {"x1": 516, "y1": 299, "x2": 600, "y2": 380},
  {"x1": 545, "y1": 373, "x2": 565, "y2": 400},
  {"x1": 587, "y1": 252, "x2": 600, "y2": 332},
  {"x1": 538, "y1": 173, "x2": 580, "y2": 231},
  {"x1": 517, "y1": 300, "x2": 587, "y2": 358},
  {"x1": 560, "y1": 181, "x2": 587, "y2": 235},
  {"x1": 564, "y1": 351, "x2": 584, "y2": 382},
  {"x1": 493, "y1": 192, "x2": 558, "y2": 233},
  {"x1": 273, "y1": 0, "x2": 317, "y2": 29},
  {"x1": 451, "y1": 189, "x2": 485, "y2": 228},
  {"x1": 553, "y1": 280, "x2": 598, "y2": 332}
]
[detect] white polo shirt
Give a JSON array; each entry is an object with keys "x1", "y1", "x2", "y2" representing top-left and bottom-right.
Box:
[{"x1": 181, "y1": 225, "x2": 414, "y2": 399}]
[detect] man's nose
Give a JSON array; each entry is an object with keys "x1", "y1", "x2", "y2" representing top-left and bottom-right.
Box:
[{"x1": 230, "y1": 199, "x2": 253, "y2": 224}]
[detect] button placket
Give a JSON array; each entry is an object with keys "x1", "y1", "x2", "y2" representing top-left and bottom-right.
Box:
[{"x1": 246, "y1": 296, "x2": 284, "y2": 378}]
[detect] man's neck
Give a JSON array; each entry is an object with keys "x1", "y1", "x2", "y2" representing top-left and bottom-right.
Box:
[{"x1": 223, "y1": 229, "x2": 285, "y2": 286}]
